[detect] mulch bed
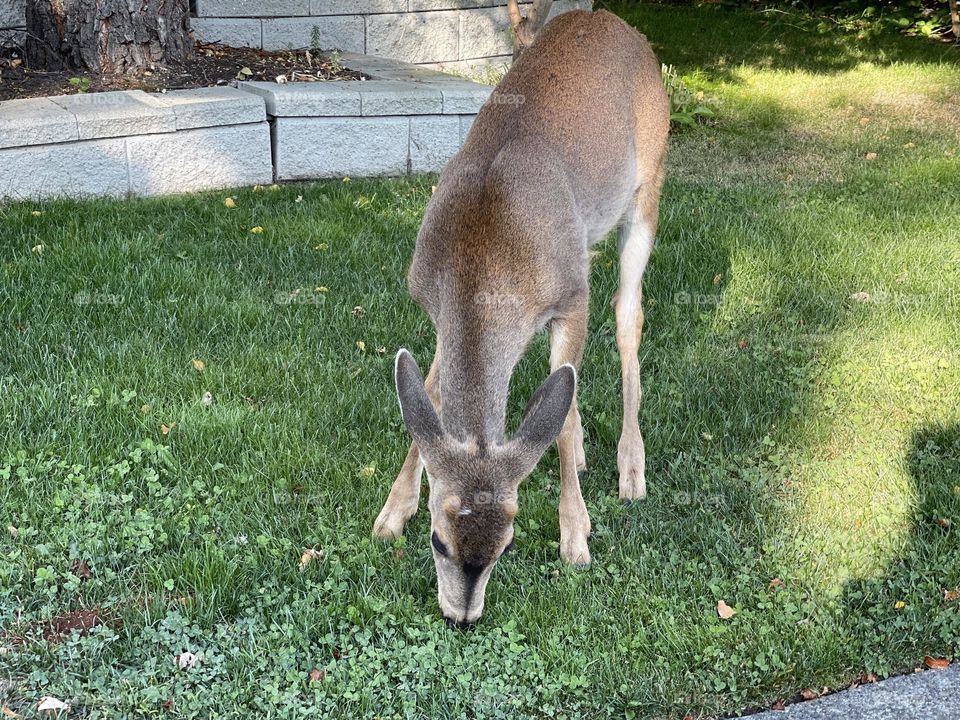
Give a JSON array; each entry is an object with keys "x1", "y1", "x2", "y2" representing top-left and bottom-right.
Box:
[{"x1": 0, "y1": 43, "x2": 365, "y2": 102}]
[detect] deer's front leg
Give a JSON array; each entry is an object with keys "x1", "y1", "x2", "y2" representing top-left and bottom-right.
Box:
[
  {"x1": 550, "y1": 308, "x2": 591, "y2": 565},
  {"x1": 373, "y1": 341, "x2": 441, "y2": 540}
]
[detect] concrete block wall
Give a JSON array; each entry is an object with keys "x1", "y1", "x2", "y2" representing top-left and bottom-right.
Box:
[{"x1": 191, "y1": 0, "x2": 593, "y2": 69}]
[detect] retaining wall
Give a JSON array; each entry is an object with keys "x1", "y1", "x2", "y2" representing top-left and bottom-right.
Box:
[{"x1": 0, "y1": 54, "x2": 493, "y2": 202}]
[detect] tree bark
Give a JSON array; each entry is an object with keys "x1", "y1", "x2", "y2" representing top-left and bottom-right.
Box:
[
  {"x1": 26, "y1": 0, "x2": 193, "y2": 73},
  {"x1": 950, "y1": 0, "x2": 960, "y2": 41},
  {"x1": 506, "y1": 0, "x2": 554, "y2": 60}
]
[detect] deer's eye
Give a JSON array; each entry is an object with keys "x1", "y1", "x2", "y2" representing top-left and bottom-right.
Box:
[{"x1": 431, "y1": 531, "x2": 449, "y2": 557}]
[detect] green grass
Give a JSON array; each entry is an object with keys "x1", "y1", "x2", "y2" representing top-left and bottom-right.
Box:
[{"x1": 2, "y1": 5, "x2": 960, "y2": 718}]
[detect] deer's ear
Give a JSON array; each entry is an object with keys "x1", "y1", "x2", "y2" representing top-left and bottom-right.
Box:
[
  {"x1": 395, "y1": 349, "x2": 443, "y2": 450},
  {"x1": 510, "y1": 364, "x2": 576, "y2": 465}
]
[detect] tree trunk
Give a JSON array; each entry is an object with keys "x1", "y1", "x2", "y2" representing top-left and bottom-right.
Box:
[
  {"x1": 950, "y1": 0, "x2": 960, "y2": 41},
  {"x1": 506, "y1": 0, "x2": 554, "y2": 60},
  {"x1": 26, "y1": 0, "x2": 193, "y2": 73}
]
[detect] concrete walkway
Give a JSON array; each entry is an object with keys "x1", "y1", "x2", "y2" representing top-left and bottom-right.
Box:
[{"x1": 749, "y1": 665, "x2": 959, "y2": 719}]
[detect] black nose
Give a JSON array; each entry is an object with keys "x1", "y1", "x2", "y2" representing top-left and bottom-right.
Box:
[{"x1": 442, "y1": 615, "x2": 477, "y2": 631}]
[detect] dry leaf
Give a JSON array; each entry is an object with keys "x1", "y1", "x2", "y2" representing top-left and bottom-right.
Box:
[
  {"x1": 712, "y1": 273, "x2": 722, "y2": 285},
  {"x1": 31, "y1": 244, "x2": 45, "y2": 255},
  {"x1": 799, "y1": 688, "x2": 818, "y2": 701},
  {"x1": 175, "y1": 651, "x2": 199, "y2": 669},
  {"x1": 31, "y1": 210, "x2": 42, "y2": 216},
  {"x1": 936, "y1": 518, "x2": 952, "y2": 529},
  {"x1": 769, "y1": 578, "x2": 785, "y2": 590},
  {"x1": 295, "y1": 195, "x2": 303, "y2": 203},
  {"x1": 849, "y1": 291, "x2": 870, "y2": 302},
  {"x1": 160, "y1": 422, "x2": 177, "y2": 435},
  {"x1": 352, "y1": 306, "x2": 365, "y2": 317},
  {"x1": 7, "y1": 525, "x2": 18, "y2": 539},
  {"x1": 865, "y1": 152, "x2": 878, "y2": 161},
  {"x1": 771, "y1": 699, "x2": 786, "y2": 711},
  {"x1": 858, "y1": 116, "x2": 871, "y2": 126},
  {"x1": 201, "y1": 392, "x2": 214, "y2": 406},
  {"x1": 308, "y1": 668, "x2": 325, "y2": 682},
  {"x1": 924, "y1": 656, "x2": 950, "y2": 670},
  {"x1": 70, "y1": 558, "x2": 91, "y2": 581},
  {"x1": 717, "y1": 599, "x2": 736, "y2": 619},
  {"x1": 356, "y1": 340, "x2": 366, "y2": 352},
  {"x1": 250, "y1": 226, "x2": 264, "y2": 234},
  {"x1": 192, "y1": 358, "x2": 205, "y2": 373},
  {"x1": 224, "y1": 197, "x2": 236, "y2": 208},
  {"x1": 37, "y1": 697, "x2": 69, "y2": 712},
  {"x1": 299, "y1": 547, "x2": 323, "y2": 570},
  {"x1": 3, "y1": 705, "x2": 21, "y2": 718},
  {"x1": 737, "y1": 338, "x2": 749, "y2": 351},
  {"x1": 140, "y1": 404, "x2": 151, "y2": 415},
  {"x1": 895, "y1": 600, "x2": 906, "y2": 609},
  {"x1": 943, "y1": 589, "x2": 960, "y2": 602}
]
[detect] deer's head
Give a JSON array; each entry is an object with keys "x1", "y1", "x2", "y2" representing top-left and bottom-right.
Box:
[{"x1": 394, "y1": 349, "x2": 575, "y2": 626}]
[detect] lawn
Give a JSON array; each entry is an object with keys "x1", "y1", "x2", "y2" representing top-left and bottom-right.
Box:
[{"x1": 2, "y1": 4, "x2": 959, "y2": 718}]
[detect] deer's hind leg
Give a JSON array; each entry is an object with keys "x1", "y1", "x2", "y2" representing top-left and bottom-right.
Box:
[
  {"x1": 373, "y1": 340, "x2": 441, "y2": 539},
  {"x1": 615, "y1": 176, "x2": 662, "y2": 501}
]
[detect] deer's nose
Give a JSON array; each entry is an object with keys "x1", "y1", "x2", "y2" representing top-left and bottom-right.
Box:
[{"x1": 442, "y1": 614, "x2": 477, "y2": 631}]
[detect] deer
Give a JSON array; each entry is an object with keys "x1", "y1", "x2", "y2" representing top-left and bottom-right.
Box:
[{"x1": 372, "y1": 7, "x2": 669, "y2": 627}]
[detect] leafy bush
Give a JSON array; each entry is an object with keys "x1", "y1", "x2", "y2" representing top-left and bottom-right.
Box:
[{"x1": 661, "y1": 64, "x2": 717, "y2": 128}]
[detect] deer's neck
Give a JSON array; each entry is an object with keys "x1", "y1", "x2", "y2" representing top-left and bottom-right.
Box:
[{"x1": 437, "y1": 319, "x2": 528, "y2": 446}]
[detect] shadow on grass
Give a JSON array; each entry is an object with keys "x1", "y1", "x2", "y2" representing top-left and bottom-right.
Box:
[{"x1": 599, "y1": 2, "x2": 960, "y2": 80}]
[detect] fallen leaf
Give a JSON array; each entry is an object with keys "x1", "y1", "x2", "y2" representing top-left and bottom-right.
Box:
[
  {"x1": 295, "y1": 195, "x2": 303, "y2": 203},
  {"x1": 31, "y1": 244, "x2": 45, "y2": 255},
  {"x1": 237, "y1": 66, "x2": 253, "y2": 79},
  {"x1": 161, "y1": 699, "x2": 174, "y2": 712},
  {"x1": 936, "y1": 518, "x2": 952, "y2": 529},
  {"x1": 858, "y1": 116, "x2": 871, "y2": 126},
  {"x1": 849, "y1": 291, "x2": 870, "y2": 302},
  {"x1": 224, "y1": 197, "x2": 236, "y2": 208},
  {"x1": 944, "y1": 589, "x2": 960, "y2": 602},
  {"x1": 316, "y1": 286, "x2": 329, "y2": 293},
  {"x1": 276, "y1": 74, "x2": 288, "y2": 84},
  {"x1": 2, "y1": 705, "x2": 21, "y2": 718},
  {"x1": 175, "y1": 651, "x2": 199, "y2": 669},
  {"x1": 299, "y1": 547, "x2": 323, "y2": 571},
  {"x1": 769, "y1": 578, "x2": 785, "y2": 590},
  {"x1": 358, "y1": 465, "x2": 375, "y2": 478},
  {"x1": 712, "y1": 273, "x2": 722, "y2": 285},
  {"x1": 70, "y1": 558, "x2": 91, "y2": 581},
  {"x1": 31, "y1": 210, "x2": 42, "y2": 216},
  {"x1": 771, "y1": 699, "x2": 786, "y2": 711},
  {"x1": 250, "y1": 226, "x2": 264, "y2": 234},
  {"x1": 737, "y1": 338, "x2": 749, "y2": 350},
  {"x1": 895, "y1": 600, "x2": 906, "y2": 609},
  {"x1": 717, "y1": 599, "x2": 736, "y2": 619},
  {"x1": 7, "y1": 525, "x2": 18, "y2": 539},
  {"x1": 269, "y1": 184, "x2": 280, "y2": 191},
  {"x1": 799, "y1": 688, "x2": 818, "y2": 701},
  {"x1": 352, "y1": 305, "x2": 365, "y2": 317},
  {"x1": 356, "y1": 340, "x2": 366, "y2": 352},
  {"x1": 308, "y1": 668, "x2": 325, "y2": 682},
  {"x1": 201, "y1": 392, "x2": 214, "y2": 406},
  {"x1": 37, "y1": 697, "x2": 69, "y2": 712},
  {"x1": 865, "y1": 152, "x2": 878, "y2": 161},
  {"x1": 191, "y1": 358, "x2": 205, "y2": 373},
  {"x1": 140, "y1": 404, "x2": 151, "y2": 415},
  {"x1": 924, "y1": 656, "x2": 950, "y2": 670},
  {"x1": 342, "y1": 176, "x2": 351, "y2": 183},
  {"x1": 160, "y1": 422, "x2": 177, "y2": 435},
  {"x1": 701, "y1": 431, "x2": 713, "y2": 441}
]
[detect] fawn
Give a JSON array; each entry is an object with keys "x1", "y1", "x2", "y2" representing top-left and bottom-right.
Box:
[{"x1": 373, "y1": 9, "x2": 669, "y2": 627}]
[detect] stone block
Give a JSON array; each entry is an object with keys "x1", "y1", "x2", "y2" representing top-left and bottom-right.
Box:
[
  {"x1": 0, "y1": 97, "x2": 79, "y2": 149},
  {"x1": 366, "y1": 10, "x2": 459, "y2": 64},
  {"x1": 408, "y1": 0, "x2": 500, "y2": 10},
  {"x1": 154, "y1": 86, "x2": 266, "y2": 130},
  {"x1": 410, "y1": 115, "x2": 460, "y2": 173},
  {"x1": 196, "y1": 0, "x2": 309, "y2": 16},
  {"x1": 0, "y1": 0, "x2": 24, "y2": 29},
  {"x1": 460, "y1": 5, "x2": 512, "y2": 59},
  {"x1": 127, "y1": 123, "x2": 273, "y2": 196},
  {"x1": 0, "y1": 138, "x2": 128, "y2": 200},
  {"x1": 50, "y1": 90, "x2": 176, "y2": 140},
  {"x1": 261, "y1": 15, "x2": 364, "y2": 51},
  {"x1": 431, "y1": 80, "x2": 493, "y2": 113},
  {"x1": 310, "y1": 0, "x2": 406, "y2": 14},
  {"x1": 237, "y1": 80, "x2": 362, "y2": 116},
  {"x1": 190, "y1": 17, "x2": 262, "y2": 48},
  {"x1": 273, "y1": 116, "x2": 409, "y2": 179},
  {"x1": 357, "y1": 80, "x2": 442, "y2": 116}
]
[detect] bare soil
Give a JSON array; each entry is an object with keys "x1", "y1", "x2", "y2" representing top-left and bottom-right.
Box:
[{"x1": 0, "y1": 43, "x2": 364, "y2": 102}]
